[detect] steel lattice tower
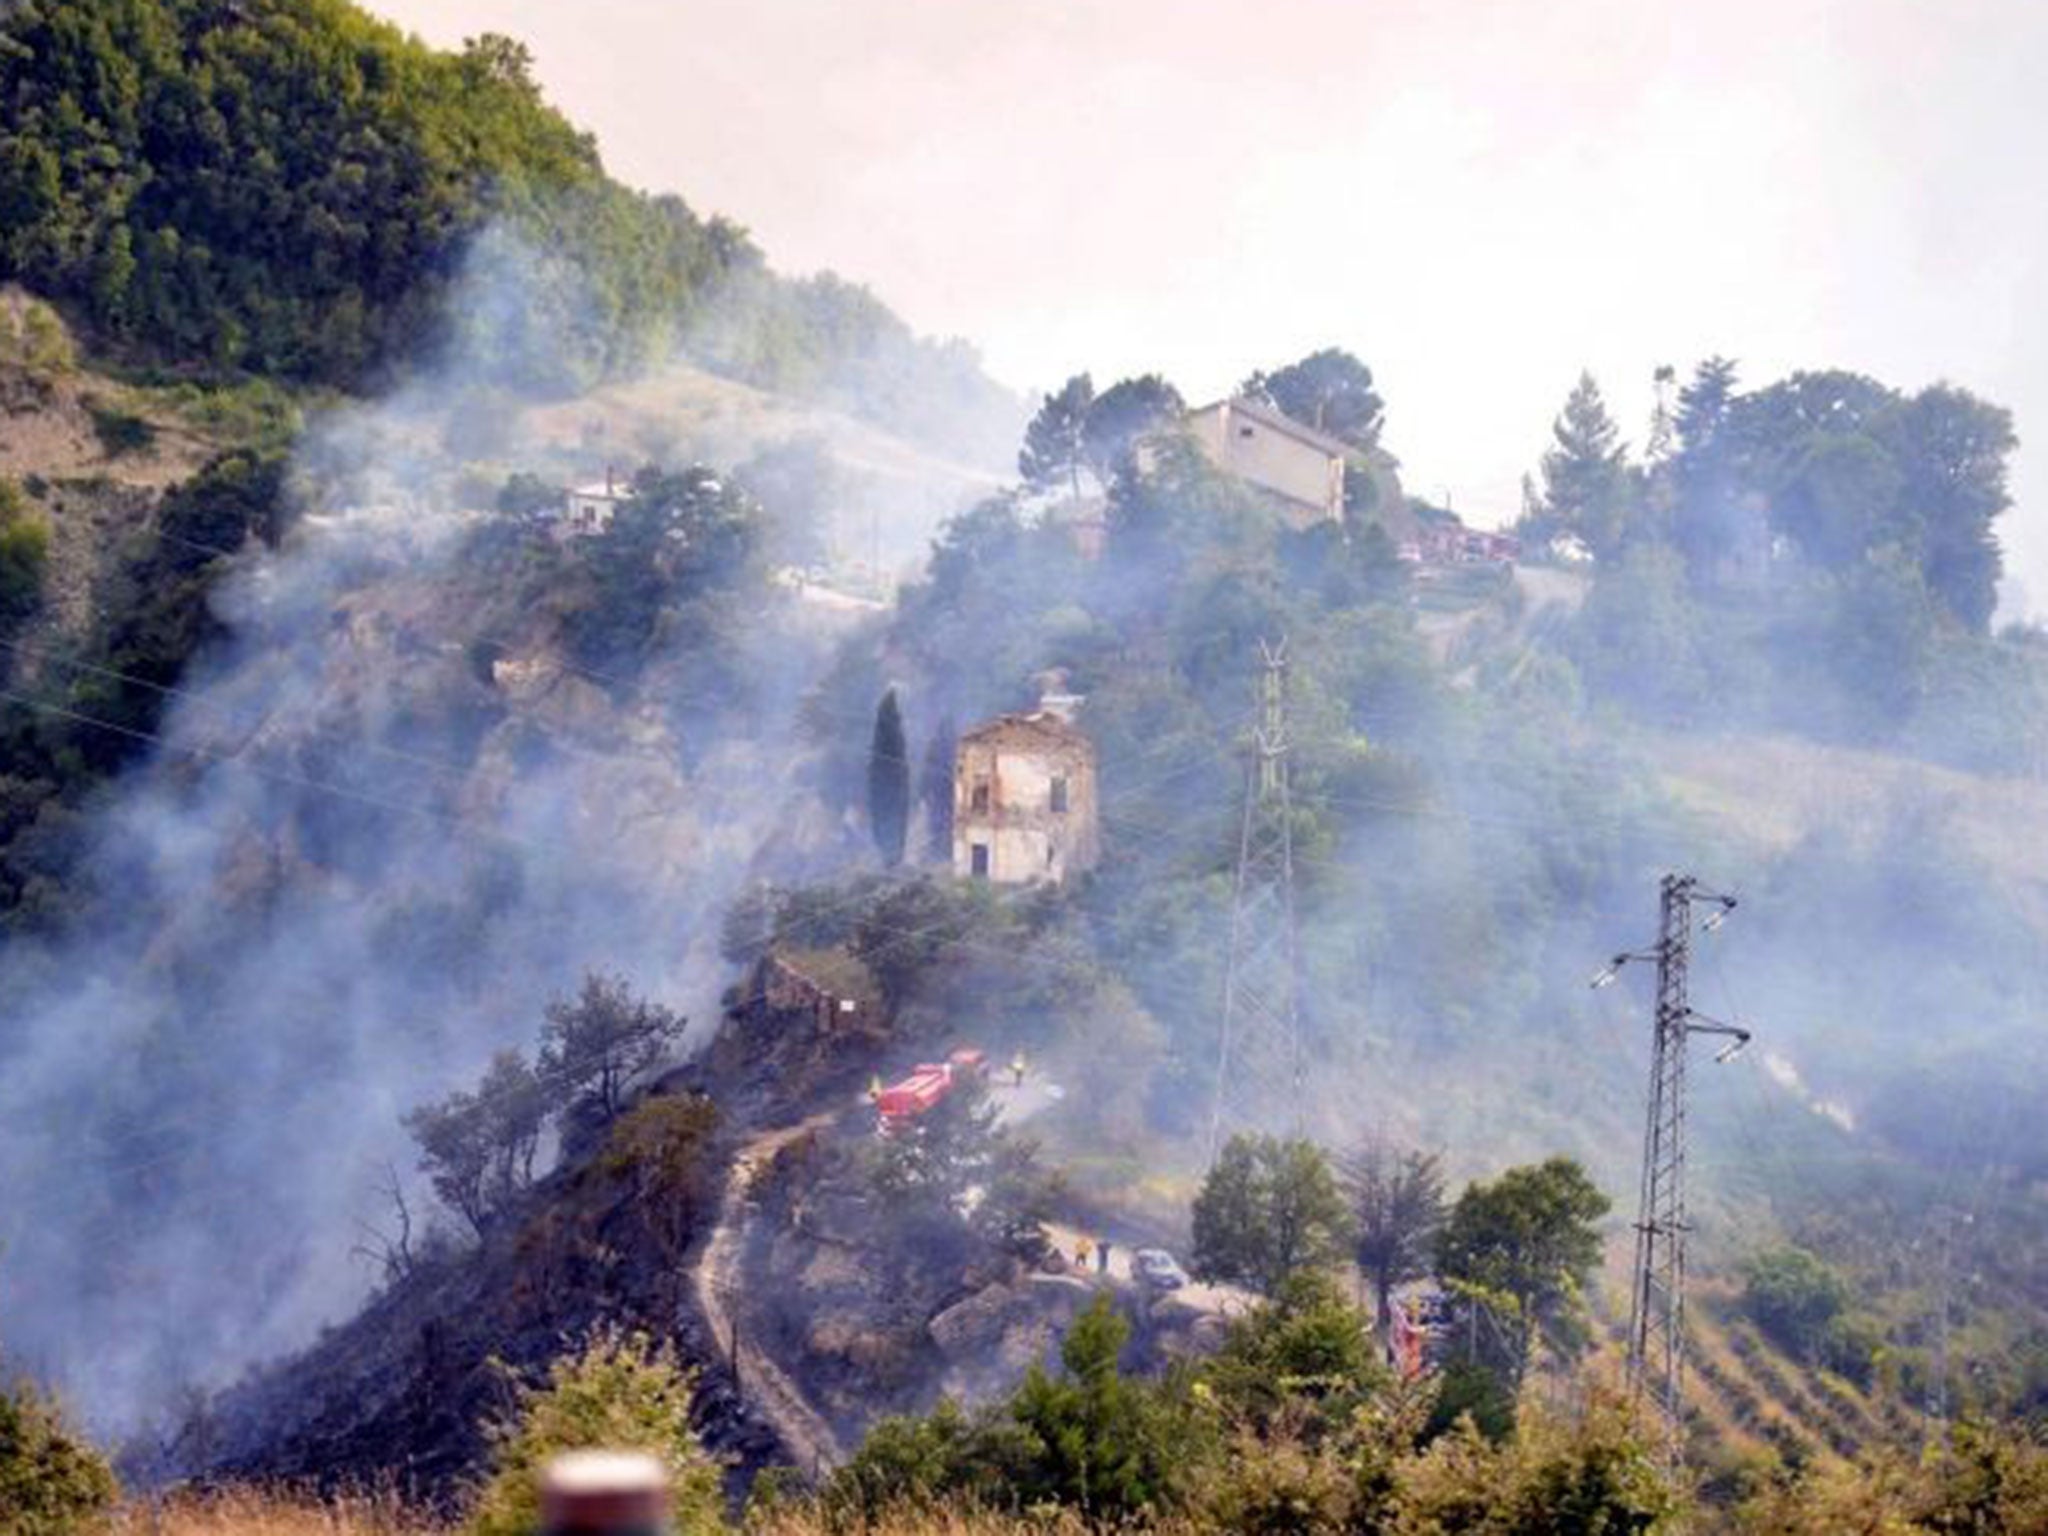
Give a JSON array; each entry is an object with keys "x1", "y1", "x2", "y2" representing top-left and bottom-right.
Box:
[
  {"x1": 1207, "y1": 637, "x2": 1303, "y2": 1163},
  {"x1": 1628, "y1": 874, "x2": 1697, "y2": 1434},
  {"x1": 1597, "y1": 873, "x2": 1749, "y2": 1449}
]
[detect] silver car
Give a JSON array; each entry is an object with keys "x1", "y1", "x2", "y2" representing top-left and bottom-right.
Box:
[{"x1": 1132, "y1": 1248, "x2": 1188, "y2": 1291}]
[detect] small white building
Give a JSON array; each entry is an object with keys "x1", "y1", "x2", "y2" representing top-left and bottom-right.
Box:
[{"x1": 562, "y1": 471, "x2": 629, "y2": 536}]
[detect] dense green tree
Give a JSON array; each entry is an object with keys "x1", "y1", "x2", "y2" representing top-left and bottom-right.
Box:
[
  {"x1": 1436, "y1": 1156, "x2": 1611, "y2": 1385},
  {"x1": 1535, "y1": 372, "x2": 1636, "y2": 558},
  {"x1": 868, "y1": 687, "x2": 910, "y2": 867},
  {"x1": 1243, "y1": 347, "x2": 1384, "y2": 447},
  {"x1": 565, "y1": 465, "x2": 761, "y2": 681},
  {"x1": 0, "y1": 480, "x2": 48, "y2": 638},
  {"x1": 0, "y1": 0, "x2": 1017, "y2": 445},
  {"x1": 1019, "y1": 373, "x2": 1095, "y2": 499},
  {"x1": 1826, "y1": 551, "x2": 1939, "y2": 732},
  {"x1": 1342, "y1": 1142, "x2": 1447, "y2": 1340},
  {"x1": 1741, "y1": 1245, "x2": 1849, "y2": 1362},
  {"x1": 1192, "y1": 1133, "x2": 1352, "y2": 1296},
  {"x1": 1202, "y1": 1270, "x2": 1386, "y2": 1440},
  {"x1": 823, "y1": 1398, "x2": 994, "y2": 1520},
  {"x1": 0, "y1": 1371, "x2": 118, "y2": 1535},
  {"x1": 848, "y1": 874, "x2": 989, "y2": 1008},
  {"x1": 1008, "y1": 1294, "x2": 1172, "y2": 1519},
  {"x1": 1082, "y1": 374, "x2": 1184, "y2": 485},
  {"x1": 1891, "y1": 383, "x2": 2014, "y2": 632},
  {"x1": 1725, "y1": 370, "x2": 1904, "y2": 574}
]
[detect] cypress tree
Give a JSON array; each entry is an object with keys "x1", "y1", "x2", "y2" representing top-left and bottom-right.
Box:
[{"x1": 867, "y1": 687, "x2": 910, "y2": 867}]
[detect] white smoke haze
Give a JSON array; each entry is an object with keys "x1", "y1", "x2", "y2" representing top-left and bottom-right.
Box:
[
  {"x1": 0, "y1": 236, "x2": 880, "y2": 1428},
  {"x1": 5, "y1": 208, "x2": 2047, "y2": 1455},
  {"x1": 1760, "y1": 1050, "x2": 1855, "y2": 1133}
]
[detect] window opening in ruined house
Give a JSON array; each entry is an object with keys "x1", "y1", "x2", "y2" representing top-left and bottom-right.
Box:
[
  {"x1": 1050, "y1": 775, "x2": 1069, "y2": 813},
  {"x1": 1045, "y1": 844, "x2": 1056, "y2": 871},
  {"x1": 971, "y1": 780, "x2": 991, "y2": 813},
  {"x1": 971, "y1": 843, "x2": 990, "y2": 877}
]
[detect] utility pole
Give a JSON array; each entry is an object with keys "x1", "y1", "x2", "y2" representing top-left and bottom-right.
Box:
[
  {"x1": 1593, "y1": 873, "x2": 1751, "y2": 1450},
  {"x1": 1207, "y1": 636, "x2": 1303, "y2": 1163}
]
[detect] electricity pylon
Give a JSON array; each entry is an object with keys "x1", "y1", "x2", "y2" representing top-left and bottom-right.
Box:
[
  {"x1": 1207, "y1": 636, "x2": 1302, "y2": 1163},
  {"x1": 1593, "y1": 873, "x2": 1752, "y2": 1448}
]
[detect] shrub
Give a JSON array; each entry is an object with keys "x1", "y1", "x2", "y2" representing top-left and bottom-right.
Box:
[
  {"x1": 0, "y1": 1371, "x2": 119, "y2": 1535},
  {"x1": 466, "y1": 1328, "x2": 723, "y2": 1536},
  {"x1": 87, "y1": 402, "x2": 157, "y2": 457},
  {"x1": 1741, "y1": 1246, "x2": 1849, "y2": 1363},
  {"x1": 0, "y1": 483, "x2": 49, "y2": 634}
]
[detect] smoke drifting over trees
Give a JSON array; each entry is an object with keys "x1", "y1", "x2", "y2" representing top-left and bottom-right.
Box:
[
  {"x1": 0, "y1": 234, "x2": 865, "y2": 1427},
  {"x1": 0, "y1": 6, "x2": 2045, "y2": 1474}
]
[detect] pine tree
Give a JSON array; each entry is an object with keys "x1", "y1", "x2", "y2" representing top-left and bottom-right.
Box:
[
  {"x1": 1538, "y1": 371, "x2": 1636, "y2": 559},
  {"x1": 867, "y1": 687, "x2": 910, "y2": 867},
  {"x1": 1242, "y1": 347, "x2": 1384, "y2": 447},
  {"x1": 1342, "y1": 1143, "x2": 1447, "y2": 1340},
  {"x1": 1670, "y1": 355, "x2": 1744, "y2": 582},
  {"x1": 1019, "y1": 374, "x2": 1094, "y2": 499}
]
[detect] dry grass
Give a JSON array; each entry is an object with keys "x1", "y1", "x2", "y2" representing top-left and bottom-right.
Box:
[
  {"x1": 751, "y1": 1510, "x2": 1167, "y2": 1535},
  {"x1": 104, "y1": 1488, "x2": 444, "y2": 1536},
  {"x1": 102, "y1": 1492, "x2": 1182, "y2": 1535}
]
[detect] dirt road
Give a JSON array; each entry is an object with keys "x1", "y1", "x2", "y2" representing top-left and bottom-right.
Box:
[{"x1": 693, "y1": 1114, "x2": 846, "y2": 1475}]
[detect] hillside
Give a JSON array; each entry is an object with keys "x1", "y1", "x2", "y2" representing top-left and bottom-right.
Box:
[
  {"x1": 4, "y1": 4, "x2": 2048, "y2": 1529},
  {"x1": 0, "y1": 0, "x2": 1020, "y2": 444}
]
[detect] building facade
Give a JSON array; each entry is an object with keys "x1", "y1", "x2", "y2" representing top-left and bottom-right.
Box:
[
  {"x1": 562, "y1": 472, "x2": 628, "y2": 535},
  {"x1": 1182, "y1": 396, "x2": 1348, "y2": 527},
  {"x1": 952, "y1": 709, "x2": 1101, "y2": 885}
]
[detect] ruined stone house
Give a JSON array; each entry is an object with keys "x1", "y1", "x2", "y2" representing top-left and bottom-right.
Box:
[
  {"x1": 1183, "y1": 396, "x2": 1348, "y2": 528},
  {"x1": 743, "y1": 946, "x2": 880, "y2": 1034},
  {"x1": 951, "y1": 709, "x2": 1100, "y2": 885}
]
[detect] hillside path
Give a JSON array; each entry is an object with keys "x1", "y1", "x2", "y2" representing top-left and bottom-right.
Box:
[{"x1": 693, "y1": 1113, "x2": 847, "y2": 1476}]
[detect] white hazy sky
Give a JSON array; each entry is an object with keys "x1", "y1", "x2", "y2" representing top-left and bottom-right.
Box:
[{"x1": 374, "y1": 0, "x2": 2048, "y2": 605}]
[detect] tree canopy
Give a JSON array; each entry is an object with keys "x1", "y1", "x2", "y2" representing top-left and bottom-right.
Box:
[
  {"x1": 1535, "y1": 371, "x2": 1636, "y2": 559},
  {"x1": 1343, "y1": 1142, "x2": 1447, "y2": 1335},
  {"x1": 0, "y1": 0, "x2": 1019, "y2": 447},
  {"x1": 1191, "y1": 1133, "x2": 1352, "y2": 1296},
  {"x1": 1436, "y1": 1155, "x2": 1611, "y2": 1383},
  {"x1": 1243, "y1": 347, "x2": 1385, "y2": 448}
]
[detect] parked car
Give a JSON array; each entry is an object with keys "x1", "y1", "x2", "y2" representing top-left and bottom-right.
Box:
[{"x1": 1132, "y1": 1248, "x2": 1189, "y2": 1291}]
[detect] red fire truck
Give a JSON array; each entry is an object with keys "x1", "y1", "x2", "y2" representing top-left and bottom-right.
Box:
[{"x1": 875, "y1": 1049, "x2": 986, "y2": 1134}]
